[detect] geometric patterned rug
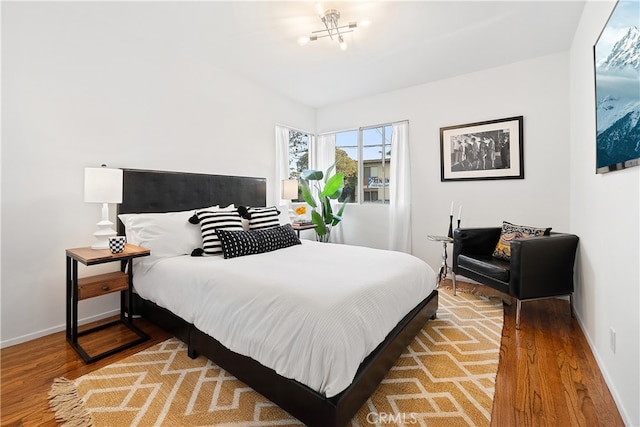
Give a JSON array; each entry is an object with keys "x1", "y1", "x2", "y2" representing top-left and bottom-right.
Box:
[{"x1": 49, "y1": 288, "x2": 503, "y2": 427}]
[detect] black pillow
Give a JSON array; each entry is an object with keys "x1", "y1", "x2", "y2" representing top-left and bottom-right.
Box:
[
  {"x1": 253, "y1": 224, "x2": 301, "y2": 252},
  {"x1": 216, "y1": 228, "x2": 263, "y2": 259},
  {"x1": 216, "y1": 224, "x2": 301, "y2": 259}
]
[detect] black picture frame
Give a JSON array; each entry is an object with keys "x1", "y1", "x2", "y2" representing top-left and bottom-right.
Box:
[
  {"x1": 593, "y1": 0, "x2": 640, "y2": 174},
  {"x1": 440, "y1": 116, "x2": 524, "y2": 182}
]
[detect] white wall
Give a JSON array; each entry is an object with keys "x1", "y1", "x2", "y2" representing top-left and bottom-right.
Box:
[
  {"x1": 1, "y1": 3, "x2": 315, "y2": 347},
  {"x1": 569, "y1": 2, "x2": 639, "y2": 425},
  {"x1": 317, "y1": 53, "x2": 572, "y2": 271}
]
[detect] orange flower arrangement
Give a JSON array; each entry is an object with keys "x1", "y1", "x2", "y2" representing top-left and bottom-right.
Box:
[{"x1": 295, "y1": 206, "x2": 307, "y2": 216}]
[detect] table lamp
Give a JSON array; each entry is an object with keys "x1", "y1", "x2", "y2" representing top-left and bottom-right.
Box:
[
  {"x1": 281, "y1": 179, "x2": 298, "y2": 223},
  {"x1": 84, "y1": 165, "x2": 123, "y2": 249}
]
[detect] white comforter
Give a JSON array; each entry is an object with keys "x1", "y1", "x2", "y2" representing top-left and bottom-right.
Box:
[{"x1": 133, "y1": 240, "x2": 436, "y2": 398}]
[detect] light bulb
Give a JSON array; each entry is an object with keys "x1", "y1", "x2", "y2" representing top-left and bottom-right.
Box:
[
  {"x1": 359, "y1": 19, "x2": 371, "y2": 27},
  {"x1": 298, "y1": 36, "x2": 311, "y2": 46},
  {"x1": 315, "y1": 3, "x2": 323, "y2": 16}
]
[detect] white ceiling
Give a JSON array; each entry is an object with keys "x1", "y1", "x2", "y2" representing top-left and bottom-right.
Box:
[{"x1": 78, "y1": 1, "x2": 587, "y2": 108}]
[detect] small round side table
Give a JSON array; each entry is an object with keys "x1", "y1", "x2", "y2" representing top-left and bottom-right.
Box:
[{"x1": 427, "y1": 234, "x2": 454, "y2": 285}]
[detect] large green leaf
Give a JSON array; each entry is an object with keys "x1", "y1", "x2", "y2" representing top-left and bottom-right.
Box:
[
  {"x1": 301, "y1": 169, "x2": 323, "y2": 181},
  {"x1": 327, "y1": 187, "x2": 343, "y2": 200},
  {"x1": 321, "y1": 197, "x2": 333, "y2": 224},
  {"x1": 311, "y1": 210, "x2": 327, "y2": 235},
  {"x1": 324, "y1": 164, "x2": 336, "y2": 183},
  {"x1": 319, "y1": 173, "x2": 344, "y2": 198},
  {"x1": 299, "y1": 179, "x2": 316, "y2": 208},
  {"x1": 332, "y1": 200, "x2": 347, "y2": 226}
]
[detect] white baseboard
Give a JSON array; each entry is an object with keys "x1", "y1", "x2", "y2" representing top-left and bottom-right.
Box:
[
  {"x1": 0, "y1": 309, "x2": 120, "y2": 349},
  {"x1": 573, "y1": 311, "x2": 631, "y2": 426}
]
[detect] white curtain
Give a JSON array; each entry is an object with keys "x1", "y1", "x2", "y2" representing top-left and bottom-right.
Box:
[
  {"x1": 308, "y1": 133, "x2": 336, "y2": 210},
  {"x1": 389, "y1": 121, "x2": 412, "y2": 253},
  {"x1": 274, "y1": 125, "x2": 290, "y2": 206},
  {"x1": 309, "y1": 133, "x2": 340, "y2": 242},
  {"x1": 310, "y1": 133, "x2": 336, "y2": 175}
]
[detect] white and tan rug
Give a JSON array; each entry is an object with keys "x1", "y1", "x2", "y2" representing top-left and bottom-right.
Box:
[{"x1": 50, "y1": 288, "x2": 504, "y2": 426}]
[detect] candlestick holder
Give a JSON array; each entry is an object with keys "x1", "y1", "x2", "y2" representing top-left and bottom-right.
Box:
[
  {"x1": 447, "y1": 215, "x2": 453, "y2": 239},
  {"x1": 457, "y1": 219, "x2": 461, "y2": 229}
]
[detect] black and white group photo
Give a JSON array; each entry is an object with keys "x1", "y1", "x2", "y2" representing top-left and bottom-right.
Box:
[{"x1": 449, "y1": 130, "x2": 511, "y2": 172}]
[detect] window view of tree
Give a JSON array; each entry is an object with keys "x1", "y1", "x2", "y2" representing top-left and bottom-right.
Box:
[
  {"x1": 288, "y1": 130, "x2": 309, "y2": 201},
  {"x1": 335, "y1": 130, "x2": 358, "y2": 203}
]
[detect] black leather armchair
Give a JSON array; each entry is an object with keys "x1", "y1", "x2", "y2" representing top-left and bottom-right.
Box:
[{"x1": 452, "y1": 227, "x2": 579, "y2": 329}]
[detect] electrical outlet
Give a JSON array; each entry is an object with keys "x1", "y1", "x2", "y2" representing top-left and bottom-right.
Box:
[{"x1": 610, "y1": 327, "x2": 616, "y2": 354}]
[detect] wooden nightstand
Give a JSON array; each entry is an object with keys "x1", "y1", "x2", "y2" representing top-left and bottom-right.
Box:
[
  {"x1": 291, "y1": 222, "x2": 315, "y2": 237},
  {"x1": 65, "y1": 244, "x2": 150, "y2": 363}
]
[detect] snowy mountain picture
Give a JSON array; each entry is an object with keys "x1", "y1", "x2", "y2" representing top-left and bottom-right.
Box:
[{"x1": 594, "y1": 0, "x2": 640, "y2": 173}]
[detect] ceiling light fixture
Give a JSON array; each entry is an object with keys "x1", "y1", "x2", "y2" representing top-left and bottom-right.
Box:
[{"x1": 298, "y1": 4, "x2": 368, "y2": 50}]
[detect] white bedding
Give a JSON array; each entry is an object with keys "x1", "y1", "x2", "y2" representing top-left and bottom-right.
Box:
[{"x1": 132, "y1": 240, "x2": 436, "y2": 398}]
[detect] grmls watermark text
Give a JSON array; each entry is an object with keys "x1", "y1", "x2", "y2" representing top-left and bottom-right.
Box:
[{"x1": 366, "y1": 411, "x2": 418, "y2": 425}]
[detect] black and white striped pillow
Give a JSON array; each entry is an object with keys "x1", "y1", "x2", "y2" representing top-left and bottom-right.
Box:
[
  {"x1": 197, "y1": 210, "x2": 244, "y2": 256},
  {"x1": 246, "y1": 206, "x2": 281, "y2": 230}
]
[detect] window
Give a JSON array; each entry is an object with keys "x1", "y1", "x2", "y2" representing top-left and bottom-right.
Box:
[
  {"x1": 335, "y1": 130, "x2": 358, "y2": 203},
  {"x1": 335, "y1": 124, "x2": 392, "y2": 204},
  {"x1": 287, "y1": 130, "x2": 309, "y2": 201},
  {"x1": 284, "y1": 124, "x2": 393, "y2": 205}
]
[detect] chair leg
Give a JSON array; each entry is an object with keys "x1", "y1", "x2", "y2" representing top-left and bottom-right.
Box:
[
  {"x1": 516, "y1": 299, "x2": 522, "y2": 330},
  {"x1": 451, "y1": 272, "x2": 457, "y2": 296}
]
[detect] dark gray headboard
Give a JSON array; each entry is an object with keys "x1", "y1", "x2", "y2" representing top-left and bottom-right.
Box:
[{"x1": 117, "y1": 168, "x2": 266, "y2": 233}]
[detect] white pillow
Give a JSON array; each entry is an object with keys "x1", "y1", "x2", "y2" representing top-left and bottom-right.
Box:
[
  {"x1": 118, "y1": 204, "x2": 234, "y2": 258},
  {"x1": 118, "y1": 211, "x2": 199, "y2": 258}
]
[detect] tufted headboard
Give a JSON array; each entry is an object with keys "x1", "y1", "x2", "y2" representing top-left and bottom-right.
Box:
[{"x1": 117, "y1": 168, "x2": 266, "y2": 234}]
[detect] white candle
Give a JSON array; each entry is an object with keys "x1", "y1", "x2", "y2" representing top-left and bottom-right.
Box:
[
  {"x1": 450, "y1": 201, "x2": 454, "y2": 216},
  {"x1": 458, "y1": 205, "x2": 462, "y2": 220}
]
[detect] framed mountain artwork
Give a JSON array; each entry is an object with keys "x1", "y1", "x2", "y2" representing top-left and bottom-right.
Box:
[{"x1": 594, "y1": 0, "x2": 640, "y2": 174}]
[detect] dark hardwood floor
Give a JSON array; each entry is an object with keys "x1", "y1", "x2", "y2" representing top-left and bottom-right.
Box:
[{"x1": 1, "y1": 284, "x2": 625, "y2": 426}]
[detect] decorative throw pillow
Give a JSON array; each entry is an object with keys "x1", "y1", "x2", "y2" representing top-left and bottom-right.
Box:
[
  {"x1": 253, "y1": 224, "x2": 301, "y2": 253},
  {"x1": 189, "y1": 204, "x2": 235, "y2": 224},
  {"x1": 215, "y1": 224, "x2": 301, "y2": 259},
  {"x1": 492, "y1": 221, "x2": 552, "y2": 261},
  {"x1": 118, "y1": 210, "x2": 203, "y2": 259},
  {"x1": 216, "y1": 228, "x2": 263, "y2": 259},
  {"x1": 196, "y1": 210, "x2": 244, "y2": 256},
  {"x1": 245, "y1": 206, "x2": 281, "y2": 230}
]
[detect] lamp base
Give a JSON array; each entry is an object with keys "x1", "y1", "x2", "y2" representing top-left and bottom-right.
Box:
[{"x1": 91, "y1": 218, "x2": 117, "y2": 250}]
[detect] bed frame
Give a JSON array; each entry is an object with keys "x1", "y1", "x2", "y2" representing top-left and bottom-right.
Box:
[{"x1": 118, "y1": 168, "x2": 438, "y2": 427}]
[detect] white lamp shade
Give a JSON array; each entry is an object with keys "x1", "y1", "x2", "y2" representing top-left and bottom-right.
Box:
[
  {"x1": 84, "y1": 167, "x2": 123, "y2": 203},
  {"x1": 281, "y1": 179, "x2": 298, "y2": 200}
]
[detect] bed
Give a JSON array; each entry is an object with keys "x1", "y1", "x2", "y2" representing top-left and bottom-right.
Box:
[{"x1": 118, "y1": 168, "x2": 439, "y2": 427}]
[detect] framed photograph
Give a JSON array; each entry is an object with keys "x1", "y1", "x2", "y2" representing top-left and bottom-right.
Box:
[
  {"x1": 594, "y1": 0, "x2": 639, "y2": 174},
  {"x1": 440, "y1": 116, "x2": 524, "y2": 182}
]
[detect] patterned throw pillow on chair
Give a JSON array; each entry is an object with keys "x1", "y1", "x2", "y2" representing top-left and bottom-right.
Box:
[{"x1": 492, "y1": 221, "x2": 551, "y2": 261}]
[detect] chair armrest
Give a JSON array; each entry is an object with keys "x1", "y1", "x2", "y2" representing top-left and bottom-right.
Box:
[
  {"x1": 453, "y1": 227, "x2": 501, "y2": 270},
  {"x1": 510, "y1": 233, "x2": 579, "y2": 299}
]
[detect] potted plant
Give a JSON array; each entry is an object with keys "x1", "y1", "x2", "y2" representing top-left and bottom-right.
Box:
[{"x1": 299, "y1": 165, "x2": 347, "y2": 242}]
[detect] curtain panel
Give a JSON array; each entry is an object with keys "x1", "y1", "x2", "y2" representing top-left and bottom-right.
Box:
[
  {"x1": 274, "y1": 125, "x2": 291, "y2": 206},
  {"x1": 389, "y1": 121, "x2": 412, "y2": 253}
]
